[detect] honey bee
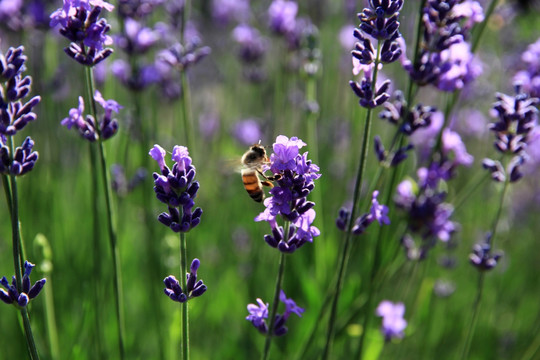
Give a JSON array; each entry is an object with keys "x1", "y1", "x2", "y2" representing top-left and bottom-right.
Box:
[{"x1": 241, "y1": 143, "x2": 280, "y2": 202}]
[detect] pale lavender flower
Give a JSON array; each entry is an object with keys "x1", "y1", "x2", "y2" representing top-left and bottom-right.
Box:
[
  {"x1": 212, "y1": 0, "x2": 250, "y2": 25},
  {"x1": 376, "y1": 300, "x2": 407, "y2": 341},
  {"x1": 268, "y1": 0, "x2": 298, "y2": 35},
  {"x1": 232, "y1": 119, "x2": 262, "y2": 146}
]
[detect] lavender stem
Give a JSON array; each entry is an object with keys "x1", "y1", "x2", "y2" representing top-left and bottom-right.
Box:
[
  {"x1": 84, "y1": 66, "x2": 125, "y2": 360},
  {"x1": 262, "y1": 224, "x2": 289, "y2": 360}
]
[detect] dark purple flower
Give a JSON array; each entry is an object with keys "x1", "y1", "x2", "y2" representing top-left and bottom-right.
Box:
[
  {"x1": 484, "y1": 86, "x2": 539, "y2": 182},
  {"x1": 61, "y1": 91, "x2": 121, "y2": 141},
  {"x1": 400, "y1": 1, "x2": 483, "y2": 91},
  {"x1": 255, "y1": 135, "x2": 321, "y2": 253},
  {"x1": 0, "y1": 47, "x2": 41, "y2": 137},
  {"x1": 395, "y1": 174, "x2": 457, "y2": 259},
  {"x1": 368, "y1": 190, "x2": 390, "y2": 225},
  {"x1": 50, "y1": 0, "x2": 114, "y2": 66},
  {"x1": 246, "y1": 290, "x2": 303, "y2": 336},
  {"x1": 0, "y1": 261, "x2": 46, "y2": 307},
  {"x1": 376, "y1": 300, "x2": 407, "y2": 341},
  {"x1": 150, "y1": 144, "x2": 202, "y2": 233},
  {"x1": 232, "y1": 24, "x2": 267, "y2": 64},
  {"x1": 0, "y1": 136, "x2": 39, "y2": 176},
  {"x1": 163, "y1": 258, "x2": 207, "y2": 302},
  {"x1": 469, "y1": 233, "x2": 503, "y2": 271}
]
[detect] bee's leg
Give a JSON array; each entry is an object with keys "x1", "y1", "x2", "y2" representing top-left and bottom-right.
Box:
[
  {"x1": 257, "y1": 169, "x2": 282, "y2": 182},
  {"x1": 261, "y1": 180, "x2": 274, "y2": 188}
]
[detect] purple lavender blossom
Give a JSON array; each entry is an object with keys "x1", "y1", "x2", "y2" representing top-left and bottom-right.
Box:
[
  {"x1": 50, "y1": 0, "x2": 114, "y2": 66},
  {"x1": 232, "y1": 119, "x2": 262, "y2": 146},
  {"x1": 0, "y1": 46, "x2": 41, "y2": 136},
  {"x1": 395, "y1": 173, "x2": 457, "y2": 259},
  {"x1": 268, "y1": 0, "x2": 298, "y2": 36},
  {"x1": 115, "y1": 18, "x2": 159, "y2": 55},
  {"x1": 0, "y1": 136, "x2": 39, "y2": 176},
  {"x1": 255, "y1": 135, "x2": 321, "y2": 253},
  {"x1": 350, "y1": 0, "x2": 402, "y2": 108},
  {"x1": 61, "y1": 91, "x2": 121, "y2": 141},
  {"x1": 469, "y1": 233, "x2": 503, "y2": 271},
  {"x1": 150, "y1": 144, "x2": 202, "y2": 233},
  {"x1": 0, "y1": 46, "x2": 40, "y2": 177},
  {"x1": 0, "y1": 261, "x2": 46, "y2": 307},
  {"x1": 246, "y1": 290, "x2": 304, "y2": 336},
  {"x1": 232, "y1": 24, "x2": 267, "y2": 64},
  {"x1": 212, "y1": 0, "x2": 250, "y2": 25},
  {"x1": 337, "y1": 190, "x2": 390, "y2": 235},
  {"x1": 400, "y1": 0, "x2": 484, "y2": 91},
  {"x1": 164, "y1": 258, "x2": 207, "y2": 303},
  {"x1": 246, "y1": 298, "x2": 269, "y2": 334},
  {"x1": 513, "y1": 37, "x2": 540, "y2": 98},
  {"x1": 483, "y1": 86, "x2": 539, "y2": 183},
  {"x1": 376, "y1": 300, "x2": 407, "y2": 341}
]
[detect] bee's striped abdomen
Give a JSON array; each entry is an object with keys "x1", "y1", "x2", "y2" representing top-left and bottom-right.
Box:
[{"x1": 242, "y1": 169, "x2": 264, "y2": 202}]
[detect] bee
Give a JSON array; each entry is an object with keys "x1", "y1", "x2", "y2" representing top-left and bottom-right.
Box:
[{"x1": 241, "y1": 143, "x2": 280, "y2": 202}]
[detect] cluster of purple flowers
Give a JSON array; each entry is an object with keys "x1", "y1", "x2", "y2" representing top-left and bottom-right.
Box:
[
  {"x1": 0, "y1": 261, "x2": 46, "y2": 307},
  {"x1": 111, "y1": 17, "x2": 161, "y2": 91},
  {"x1": 163, "y1": 258, "x2": 207, "y2": 303},
  {"x1": 149, "y1": 144, "x2": 202, "y2": 233},
  {"x1": 0, "y1": 46, "x2": 40, "y2": 176},
  {"x1": 482, "y1": 85, "x2": 539, "y2": 183},
  {"x1": 336, "y1": 190, "x2": 390, "y2": 235},
  {"x1": 395, "y1": 172, "x2": 457, "y2": 260},
  {"x1": 50, "y1": 0, "x2": 114, "y2": 66},
  {"x1": 254, "y1": 135, "x2": 321, "y2": 253},
  {"x1": 400, "y1": 0, "x2": 483, "y2": 91},
  {"x1": 349, "y1": 0, "x2": 403, "y2": 108},
  {"x1": 61, "y1": 90, "x2": 121, "y2": 141},
  {"x1": 246, "y1": 290, "x2": 304, "y2": 336},
  {"x1": 469, "y1": 233, "x2": 503, "y2": 271},
  {"x1": 375, "y1": 300, "x2": 407, "y2": 341},
  {"x1": 513, "y1": 37, "x2": 540, "y2": 98}
]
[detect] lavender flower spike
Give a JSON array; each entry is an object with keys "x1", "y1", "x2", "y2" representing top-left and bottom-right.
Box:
[
  {"x1": 150, "y1": 145, "x2": 202, "y2": 233},
  {"x1": 255, "y1": 135, "x2": 321, "y2": 253},
  {"x1": 50, "y1": 0, "x2": 115, "y2": 66},
  {"x1": 163, "y1": 259, "x2": 207, "y2": 302},
  {"x1": 0, "y1": 261, "x2": 46, "y2": 307}
]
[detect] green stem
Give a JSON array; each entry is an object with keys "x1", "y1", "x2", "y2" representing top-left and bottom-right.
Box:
[
  {"x1": 7, "y1": 138, "x2": 40, "y2": 360},
  {"x1": 89, "y1": 141, "x2": 104, "y2": 357},
  {"x1": 322, "y1": 39, "x2": 382, "y2": 360},
  {"x1": 84, "y1": 66, "x2": 125, "y2": 360},
  {"x1": 460, "y1": 272, "x2": 485, "y2": 360},
  {"x1": 461, "y1": 177, "x2": 508, "y2": 359},
  {"x1": 471, "y1": 0, "x2": 499, "y2": 53},
  {"x1": 262, "y1": 225, "x2": 289, "y2": 360},
  {"x1": 2, "y1": 174, "x2": 12, "y2": 217},
  {"x1": 180, "y1": 232, "x2": 189, "y2": 360}
]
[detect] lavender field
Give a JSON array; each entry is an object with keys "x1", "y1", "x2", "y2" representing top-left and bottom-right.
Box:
[{"x1": 1, "y1": 0, "x2": 540, "y2": 359}]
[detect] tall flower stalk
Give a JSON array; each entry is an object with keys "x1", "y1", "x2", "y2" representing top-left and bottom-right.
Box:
[
  {"x1": 247, "y1": 135, "x2": 320, "y2": 359},
  {"x1": 461, "y1": 86, "x2": 537, "y2": 359},
  {"x1": 50, "y1": 1, "x2": 124, "y2": 357},
  {"x1": 323, "y1": 1, "x2": 402, "y2": 358},
  {"x1": 150, "y1": 144, "x2": 206, "y2": 360},
  {"x1": 0, "y1": 45, "x2": 45, "y2": 360}
]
